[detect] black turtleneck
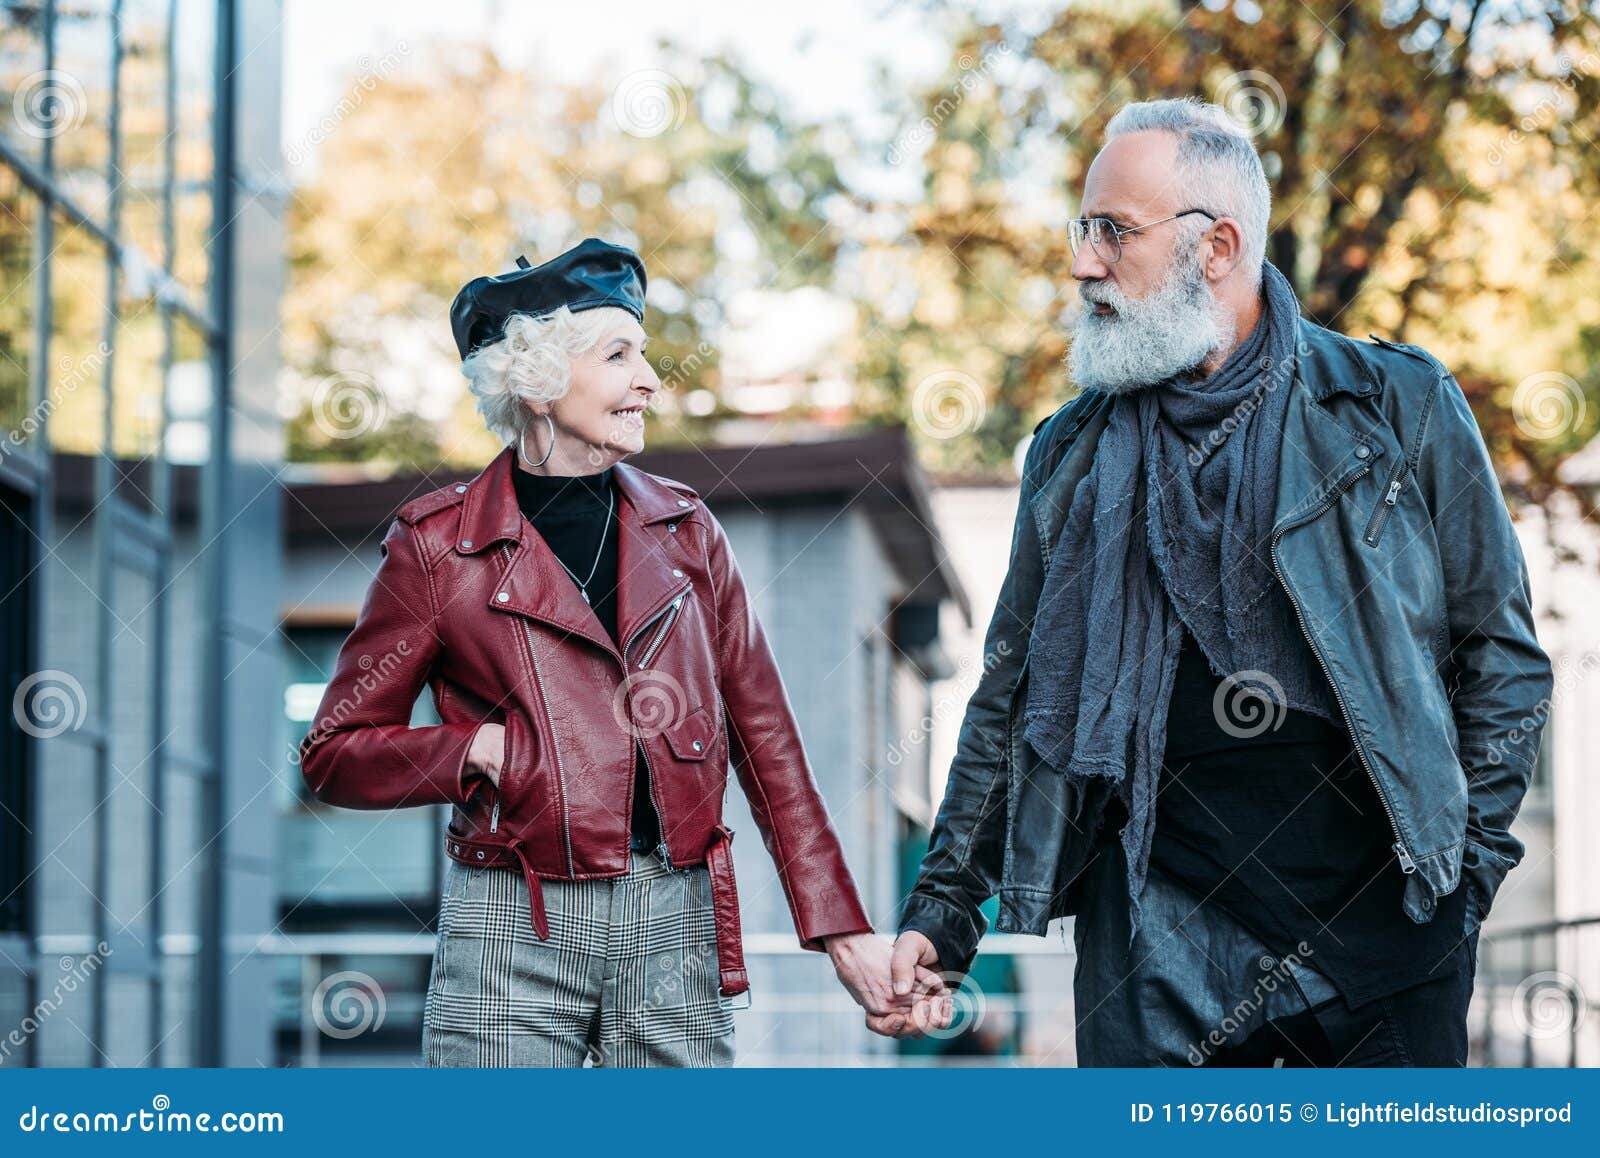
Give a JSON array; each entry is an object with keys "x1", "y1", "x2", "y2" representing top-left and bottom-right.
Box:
[{"x1": 509, "y1": 462, "x2": 663, "y2": 850}]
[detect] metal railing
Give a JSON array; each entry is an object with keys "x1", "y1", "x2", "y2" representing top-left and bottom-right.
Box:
[{"x1": 1474, "y1": 915, "x2": 1600, "y2": 1067}]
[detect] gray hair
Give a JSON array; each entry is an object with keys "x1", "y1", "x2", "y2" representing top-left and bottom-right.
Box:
[
  {"x1": 461, "y1": 305, "x2": 637, "y2": 446},
  {"x1": 1103, "y1": 97, "x2": 1271, "y2": 280}
]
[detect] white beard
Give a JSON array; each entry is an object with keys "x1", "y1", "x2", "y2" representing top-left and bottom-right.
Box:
[{"x1": 1068, "y1": 248, "x2": 1235, "y2": 395}]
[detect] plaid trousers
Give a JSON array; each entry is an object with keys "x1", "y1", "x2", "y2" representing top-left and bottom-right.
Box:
[{"x1": 423, "y1": 847, "x2": 737, "y2": 1067}]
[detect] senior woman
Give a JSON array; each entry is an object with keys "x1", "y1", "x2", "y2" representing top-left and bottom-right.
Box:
[{"x1": 297, "y1": 238, "x2": 931, "y2": 1067}]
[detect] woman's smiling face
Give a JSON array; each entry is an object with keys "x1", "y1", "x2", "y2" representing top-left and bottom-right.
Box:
[{"x1": 537, "y1": 312, "x2": 660, "y2": 470}]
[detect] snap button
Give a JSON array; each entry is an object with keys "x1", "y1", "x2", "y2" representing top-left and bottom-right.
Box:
[
  {"x1": 692, "y1": 739, "x2": 703, "y2": 752},
  {"x1": 451, "y1": 844, "x2": 460, "y2": 853},
  {"x1": 677, "y1": 499, "x2": 690, "y2": 508},
  {"x1": 454, "y1": 485, "x2": 467, "y2": 494},
  {"x1": 475, "y1": 850, "x2": 485, "y2": 860},
  {"x1": 1355, "y1": 445, "x2": 1371, "y2": 459},
  {"x1": 672, "y1": 569, "x2": 683, "y2": 578},
  {"x1": 667, "y1": 523, "x2": 676, "y2": 533},
  {"x1": 461, "y1": 540, "x2": 473, "y2": 549},
  {"x1": 497, "y1": 592, "x2": 510, "y2": 603}
]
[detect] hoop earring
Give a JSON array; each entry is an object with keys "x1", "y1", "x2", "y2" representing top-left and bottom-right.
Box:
[{"x1": 518, "y1": 413, "x2": 555, "y2": 470}]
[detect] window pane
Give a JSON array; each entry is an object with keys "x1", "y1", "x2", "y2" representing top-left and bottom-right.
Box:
[
  {"x1": 106, "y1": 563, "x2": 156, "y2": 937},
  {"x1": 0, "y1": 0, "x2": 49, "y2": 164},
  {"x1": 0, "y1": 165, "x2": 35, "y2": 445},
  {"x1": 165, "y1": 310, "x2": 210, "y2": 464},
  {"x1": 173, "y1": 0, "x2": 213, "y2": 292},
  {"x1": 112, "y1": 270, "x2": 164, "y2": 460},
  {"x1": 47, "y1": 211, "x2": 110, "y2": 454},
  {"x1": 117, "y1": 0, "x2": 172, "y2": 271},
  {"x1": 50, "y1": 0, "x2": 114, "y2": 226}
]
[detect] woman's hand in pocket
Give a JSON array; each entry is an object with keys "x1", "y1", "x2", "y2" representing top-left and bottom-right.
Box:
[{"x1": 466, "y1": 722, "x2": 506, "y2": 788}]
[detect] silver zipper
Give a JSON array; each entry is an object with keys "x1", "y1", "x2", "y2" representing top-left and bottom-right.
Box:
[
  {"x1": 637, "y1": 595, "x2": 684, "y2": 669},
  {"x1": 489, "y1": 795, "x2": 500, "y2": 833},
  {"x1": 624, "y1": 587, "x2": 691, "y2": 870},
  {"x1": 1269, "y1": 460, "x2": 1417, "y2": 875},
  {"x1": 638, "y1": 739, "x2": 677, "y2": 874},
  {"x1": 1363, "y1": 461, "x2": 1409, "y2": 546}
]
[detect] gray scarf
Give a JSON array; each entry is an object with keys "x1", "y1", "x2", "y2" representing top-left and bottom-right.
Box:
[{"x1": 1022, "y1": 260, "x2": 1339, "y2": 937}]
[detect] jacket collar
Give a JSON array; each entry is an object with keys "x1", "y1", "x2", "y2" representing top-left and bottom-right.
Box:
[
  {"x1": 454, "y1": 447, "x2": 701, "y2": 557},
  {"x1": 1294, "y1": 317, "x2": 1384, "y2": 403},
  {"x1": 455, "y1": 446, "x2": 699, "y2": 656},
  {"x1": 1030, "y1": 319, "x2": 1388, "y2": 553}
]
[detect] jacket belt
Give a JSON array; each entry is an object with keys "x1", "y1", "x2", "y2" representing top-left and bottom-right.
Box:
[
  {"x1": 444, "y1": 829, "x2": 750, "y2": 999},
  {"x1": 705, "y1": 824, "x2": 749, "y2": 998}
]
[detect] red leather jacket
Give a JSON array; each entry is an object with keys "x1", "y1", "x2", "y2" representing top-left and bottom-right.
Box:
[{"x1": 297, "y1": 446, "x2": 873, "y2": 996}]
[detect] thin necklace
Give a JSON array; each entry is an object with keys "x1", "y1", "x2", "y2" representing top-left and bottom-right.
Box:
[{"x1": 547, "y1": 484, "x2": 614, "y2": 604}]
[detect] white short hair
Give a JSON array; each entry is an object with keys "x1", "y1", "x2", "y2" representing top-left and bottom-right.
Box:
[
  {"x1": 461, "y1": 305, "x2": 637, "y2": 446},
  {"x1": 1104, "y1": 97, "x2": 1272, "y2": 280}
]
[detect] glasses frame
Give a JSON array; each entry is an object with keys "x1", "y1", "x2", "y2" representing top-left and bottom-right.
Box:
[{"x1": 1068, "y1": 208, "x2": 1219, "y2": 264}]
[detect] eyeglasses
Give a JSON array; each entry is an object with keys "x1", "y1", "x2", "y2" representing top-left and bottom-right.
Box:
[{"x1": 1067, "y1": 208, "x2": 1218, "y2": 265}]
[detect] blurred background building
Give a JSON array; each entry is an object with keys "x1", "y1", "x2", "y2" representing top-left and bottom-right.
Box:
[{"x1": 0, "y1": 0, "x2": 287, "y2": 1065}]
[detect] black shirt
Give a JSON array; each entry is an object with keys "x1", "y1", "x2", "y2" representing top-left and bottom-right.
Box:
[
  {"x1": 1146, "y1": 623, "x2": 1468, "y2": 1008},
  {"x1": 510, "y1": 462, "x2": 663, "y2": 850}
]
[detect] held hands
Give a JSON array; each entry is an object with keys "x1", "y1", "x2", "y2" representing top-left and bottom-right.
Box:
[{"x1": 824, "y1": 930, "x2": 956, "y2": 1038}]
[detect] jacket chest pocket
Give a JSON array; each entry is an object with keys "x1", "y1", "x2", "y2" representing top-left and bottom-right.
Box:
[
  {"x1": 662, "y1": 702, "x2": 720, "y2": 761},
  {"x1": 1363, "y1": 458, "x2": 1412, "y2": 547}
]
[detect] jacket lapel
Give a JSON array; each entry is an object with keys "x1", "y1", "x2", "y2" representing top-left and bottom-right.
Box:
[
  {"x1": 1027, "y1": 318, "x2": 1390, "y2": 554},
  {"x1": 613, "y1": 463, "x2": 696, "y2": 650},
  {"x1": 466, "y1": 453, "x2": 697, "y2": 657}
]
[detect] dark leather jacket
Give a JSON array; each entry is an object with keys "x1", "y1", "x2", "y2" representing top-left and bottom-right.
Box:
[
  {"x1": 898, "y1": 319, "x2": 1555, "y2": 976},
  {"x1": 298, "y1": 446, "x2": 874, "y2": 996}
]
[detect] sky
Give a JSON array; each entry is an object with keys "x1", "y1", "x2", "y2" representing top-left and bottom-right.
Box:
[{"x1": 280, "y1": 0, "x2": 1064, "y2": 178}]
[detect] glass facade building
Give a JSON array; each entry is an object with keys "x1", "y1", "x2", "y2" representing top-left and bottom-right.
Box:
[{"x1": 0, "y1": 0, "x2": 284, "y2": 1067}]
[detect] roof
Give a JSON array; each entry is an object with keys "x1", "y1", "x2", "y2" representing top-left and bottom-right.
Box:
[{"x1": 282, "y1": 427, "x2": 972, "y2": 624}]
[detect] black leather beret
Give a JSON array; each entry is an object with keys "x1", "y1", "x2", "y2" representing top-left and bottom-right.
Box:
[{"x1": 449, "y1": 237, "x2": 647, "y2": 360}]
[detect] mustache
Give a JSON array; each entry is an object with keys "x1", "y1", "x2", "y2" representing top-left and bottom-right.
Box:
[{"x1": 1079, "y1": 280, "x2": 1123, "y2": 310}]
